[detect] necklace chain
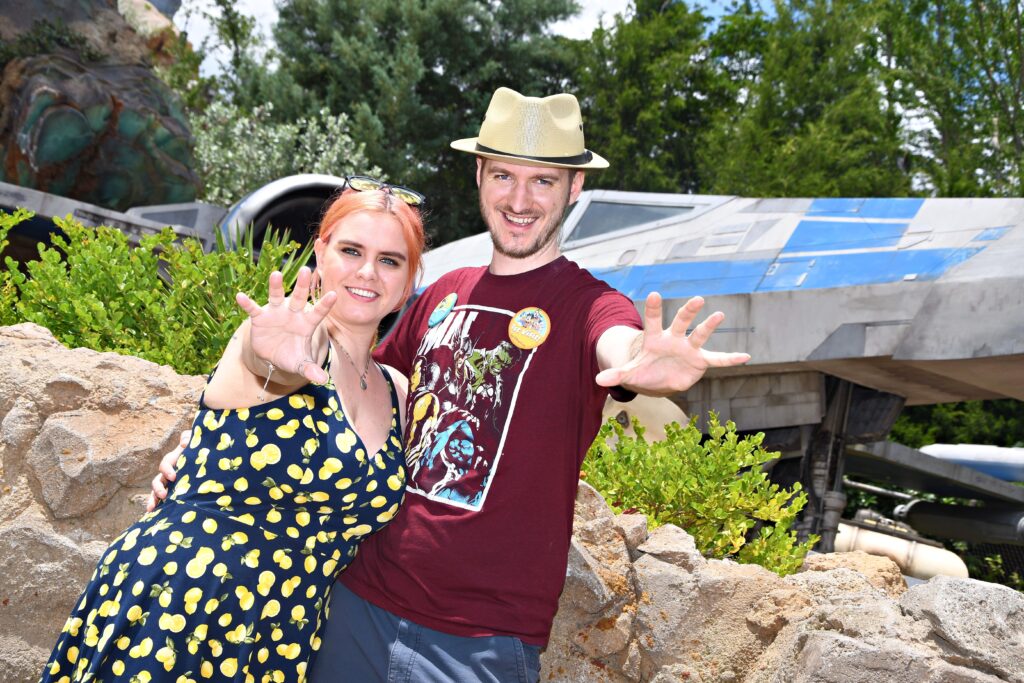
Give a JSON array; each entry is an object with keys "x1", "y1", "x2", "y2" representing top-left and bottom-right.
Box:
[{"x1": 336, "y1": 341, "x2": 370, "y2": 391}]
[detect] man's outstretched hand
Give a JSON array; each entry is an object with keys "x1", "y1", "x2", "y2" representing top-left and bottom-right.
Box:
[
  {"x1": 146, "y1": 429, "x2": 189, "y2": 511},
  {"x1": 596, "y1": 293, "x2": 750, "y2": 396}
]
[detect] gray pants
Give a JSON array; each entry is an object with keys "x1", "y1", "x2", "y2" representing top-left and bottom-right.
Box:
[{"x1": 309, "y1": 583, "x2": 542, "y2": 683}]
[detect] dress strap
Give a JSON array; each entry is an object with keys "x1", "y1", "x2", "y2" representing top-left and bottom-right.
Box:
[{"x1": 377, "y1": 363, "x2": 403, "y2": 432}]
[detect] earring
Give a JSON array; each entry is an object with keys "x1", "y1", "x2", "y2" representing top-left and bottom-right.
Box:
[{"x1": 310, "y1": 270, "x2": 323, "y2": 303}]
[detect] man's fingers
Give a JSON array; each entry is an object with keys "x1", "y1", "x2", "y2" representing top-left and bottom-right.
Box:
[
  {"x1": 703, "y1": 350, "x2": 752, "y2": 367},
  {"x1": 642, "y1": 292, "x2": 664, "y2": 336},
  {"x1": 149, "y1": 472, "x2": 167, "y2": 503},
  {"x1": 687, "y1": 311, "x2": 725, "y2": 348},
  {"x1": 670, "y1": 296, "x2": 704, "y2": 336},
  {"x1": 595, "y1": 367, "x2": 625, "y2": 388}
]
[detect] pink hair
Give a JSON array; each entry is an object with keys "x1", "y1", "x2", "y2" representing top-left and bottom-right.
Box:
[{"x1": 318, "y1": 189, "x2": 426, "y2": 301}]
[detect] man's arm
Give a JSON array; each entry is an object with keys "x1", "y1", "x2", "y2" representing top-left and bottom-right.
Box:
[{"x1": 595, "y1": 292, "x2": 750, "y2": 397}]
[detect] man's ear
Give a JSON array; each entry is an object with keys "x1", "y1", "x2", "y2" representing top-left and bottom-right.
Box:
[
  {"x1": 569, "y1": 170, "x2": 586, "y2": 204},
  {"x1": 475, "y1": 157, "x2": 485, "y2": 187}
]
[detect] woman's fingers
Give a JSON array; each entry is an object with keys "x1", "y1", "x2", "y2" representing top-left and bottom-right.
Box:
[
  {"x1": 235, "y1": 292, "x2": 262, "y2": 317},
  {"x1": 267, "y1": 270, "x2": 285, "y2": 306}
]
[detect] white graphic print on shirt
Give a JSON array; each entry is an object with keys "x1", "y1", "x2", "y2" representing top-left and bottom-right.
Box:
[{"x1": 404, "y1": 305, "x2": 536, "y2": 511}]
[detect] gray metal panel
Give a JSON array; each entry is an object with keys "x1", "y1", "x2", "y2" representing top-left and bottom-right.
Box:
[{"x1": 846, "y1": 441, "x2": 1024, "y2": 505}]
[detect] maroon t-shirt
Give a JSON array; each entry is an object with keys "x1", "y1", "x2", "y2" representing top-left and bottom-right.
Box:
[{"x1": 343, "y1": 256, "x2": 642, "y2": 645}]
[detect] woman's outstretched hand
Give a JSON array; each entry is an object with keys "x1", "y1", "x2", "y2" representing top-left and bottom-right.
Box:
[{"x1": 235, "y1": 267, "x2": 336, "y2": 385}]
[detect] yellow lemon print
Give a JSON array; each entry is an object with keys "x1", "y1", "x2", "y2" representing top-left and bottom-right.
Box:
[
  {"x1": 236, "y1": 585, "x2": 255, "y2": 610},
  {"x1": 158, "y1": 613, "x2": 187, "y2": 633},
  {"x1": 137, "y1": 546, "x2": 157, "y2": 566},
  {"x1": 336, "y1": 429, "x2": 357, "y2": 453},
  {"x1": 256, "y1": 570, "x2": 275, "y2": 596},
  {"x1": 377, "y1": 503, "x2": 400, "y2": 523},
  {"x1": 276, "y1": 419, "x2": 300, "y2": 439},
  {"x1": 261, "y1": 599, "x2": 280, "y2": 619},
  {"x1": 276, "y1": 642, "x2": 302, "y2": 660},
  {"x1": 121, "y1": 528, "x2": 141, "y2": 551}
]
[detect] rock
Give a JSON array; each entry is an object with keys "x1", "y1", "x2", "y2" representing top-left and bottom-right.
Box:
[
  {"x1": 791, "y1": 631, "x2": 936, "y2": 682},
  {"x1": 0, "y1": 1, "x2": 162, "y2": 66},
  {"x1": 746, "y1": 587, "x2": 814, "y2": 640},
  {"x1": 0, "y1": 323, "x2": 203, "y2": 681},
  {"x1": 3, "y1": 323, "x2": 1022, "y2": 683},
  {"x1": 801, "y1": 550, "x2": 907, "y2": 599},
  {"x1": 575, "y1": 479, "x2": 615, "y2": 522},
  {"x1": 562, "y1": 536, "x2": 617, "y2": 615},
  {"x1": 612, "y1": 512, "x2": 649, "y2": 554},
  {"x1": 0, "y1": 54, "x2": 199, "y2": 211},
  {"x1": 900, "y1": 576, "x2": 1024, "y2": 682},
  {"x1": 784, "y1": 566, "x2": 889, "y2": 606},
  {"x1": 637, "y1": 523, "x2": 705, "y2": 572}
]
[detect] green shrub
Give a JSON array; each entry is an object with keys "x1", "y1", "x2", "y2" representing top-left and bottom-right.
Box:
[
  {"x1": 1, "y1": 211, "x2": 312, "y2": 375},
  {"x1": 583, "y1": 413, "x2": 817, "y2": 576},
  {"x1": 0, "y1": 209, "x2": 33, "y2": 326}
]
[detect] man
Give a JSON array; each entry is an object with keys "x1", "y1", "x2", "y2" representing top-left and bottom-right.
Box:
[{"x1": 151, "y1": 87, "x2": 749, "y2": 682}]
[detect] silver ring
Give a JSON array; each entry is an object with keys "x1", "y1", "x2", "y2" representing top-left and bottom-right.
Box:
[{"x1": 295, "y1": 358, "x2": 315, "y2": 375}]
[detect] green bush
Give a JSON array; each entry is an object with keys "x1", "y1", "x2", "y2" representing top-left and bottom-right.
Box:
[
  {"x1": 583, "y1": 413, "x2": 817, "y2": 576},
  {"x1": 0, "y1": 211, "x2": 312, "y2": 375}
]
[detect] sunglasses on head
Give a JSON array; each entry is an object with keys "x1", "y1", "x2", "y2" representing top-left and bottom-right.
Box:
[{"x1": 343, "y1": 175, "x2": 426, "y2": 207}]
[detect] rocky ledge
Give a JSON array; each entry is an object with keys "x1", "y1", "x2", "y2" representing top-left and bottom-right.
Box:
[{"x1": 0, "y1": 324, "x2": 1021, "y2": 683}]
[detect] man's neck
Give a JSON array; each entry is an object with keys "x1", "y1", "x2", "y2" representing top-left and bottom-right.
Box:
[{"x1": 487, "y1": 245, "x2": 562, "y2": 276}]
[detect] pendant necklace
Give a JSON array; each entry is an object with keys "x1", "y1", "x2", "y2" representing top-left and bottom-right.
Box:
[{"x1": 335, "y1": 340, "x2": 370, "y2": 390}]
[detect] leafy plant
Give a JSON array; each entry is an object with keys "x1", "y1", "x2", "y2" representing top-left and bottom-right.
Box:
[
  {"x1": 0, "y1": 209, "x2": 33, "y2": 325},
  {"x1": 3, "y1": 211, "x2": 312, "y2": 375},
  {"x1": 190, "y1": 101, "x2": 380, "y2": 206},
  {"x1": 583, "y1": 413, "x2": 817, "y2": 576}
]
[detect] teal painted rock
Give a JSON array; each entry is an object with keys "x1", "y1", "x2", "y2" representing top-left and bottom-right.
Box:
[{"x1": 0, "y1": 54, "x2": 200, "y2": 210}]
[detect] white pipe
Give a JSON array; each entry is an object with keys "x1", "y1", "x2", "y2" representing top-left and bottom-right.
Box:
[{"x1": 834, "y1": 522, "x2": 969, "y2": 580}]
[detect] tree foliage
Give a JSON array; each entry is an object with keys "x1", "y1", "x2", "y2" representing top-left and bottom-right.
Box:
[
  {"x1": 268, "y1": 0, "x2": 579, "y2": 243},
  {"x1": 190, "y1": 101, "x2": 380, "y2": 205},
  {"x1": 700, "y1": 0, "x2": 910, "y2": 197},
  {"x1": 570, "y1": 0, "x2": 727, "y2": 192},
  {"x1": 891, "y1": 400, "x2": 1024, "y2": 449}
]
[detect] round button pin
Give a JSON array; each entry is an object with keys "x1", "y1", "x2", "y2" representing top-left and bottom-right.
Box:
[
  {"x1": 428, "y1": 293, "x2": 458, "y2": 327},
  {"x1": 508, "y1": 307, "x2": 551, "y2": 350}
]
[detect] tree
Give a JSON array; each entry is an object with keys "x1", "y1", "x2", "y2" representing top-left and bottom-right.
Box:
[
  {"x1": 570, "y1": 0, "x2": 728, "y2": 192},
  {"x1": 701, "y1": 0, "x2": 910, "y2": 197},
  {"x1": 271, "y1": 0, "x2": 580, "y2": 244},
  {"x1": 881, "y1": 0, "x2": 1024, "y2": 197}
]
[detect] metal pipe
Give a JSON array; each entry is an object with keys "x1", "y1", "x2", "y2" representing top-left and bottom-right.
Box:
[{"x1": 842, "y1": 477, "x2": 915, "y2": 501}]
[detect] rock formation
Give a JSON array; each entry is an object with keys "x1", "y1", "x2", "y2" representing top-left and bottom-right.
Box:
[
  {"x1": 546, "y1": 481, "x2": 1024, "y2": 683},
  {"x1": 1, "y1": 322, "x2": 1022, "y2": 683},
  {"x1": 0, "y1": 54, "x2": 200, "y2": 211},
  {"x1": 0, "y1": 1, "x2": 200, "y2": 210},
  {"x1": 0, "y1": 323, "x2": 203, "y2": 683}
]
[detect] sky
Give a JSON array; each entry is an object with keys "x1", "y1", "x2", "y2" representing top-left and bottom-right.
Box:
[{"x1": 173, "y1": 0, "x2": 633, "y2": 76}]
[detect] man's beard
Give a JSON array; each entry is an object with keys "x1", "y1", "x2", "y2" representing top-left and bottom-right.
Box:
[{"x1": 482, "y1": 190, "x2": 571, "y2": 260}]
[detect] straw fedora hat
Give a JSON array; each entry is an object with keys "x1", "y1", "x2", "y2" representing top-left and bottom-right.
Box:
[{"x1": 451, "y1": 87, "x2": 609, "y2": 170}]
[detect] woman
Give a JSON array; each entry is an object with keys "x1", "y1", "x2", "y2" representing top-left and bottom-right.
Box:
[{"x1": 40, "y1": 181, "x2": 426, "y2": 683}]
